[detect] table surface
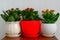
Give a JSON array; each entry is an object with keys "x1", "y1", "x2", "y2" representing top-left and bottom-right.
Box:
[{"x1": 2, "y1": 36, "x2": 58, "y2": 40}]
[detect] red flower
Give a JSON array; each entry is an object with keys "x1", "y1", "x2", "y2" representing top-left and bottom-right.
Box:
[
  {"x1": 42, "y1": 10, "x2": 45, "y2": 13},
  {"x1": 24, "y1": 8, "x2": 34, "y2": 11},
  {"x1": 25, "y1": 8, "x2": 30, "y2": 10},
  {"x1": 16, "y1": 8, "x2": 19, "y2": 10},
  {"x1": 11, "y1": 8, "x2": 14, "y2": 11},
  {"x1": 49, "y1": 10, "x2": 55, "y2": 12},
  {"x1": 46, "y1": 9, "x2": 49, "y2": 12},
  {"x1": 6, "y1": 10, "x2": 8, "y2": 13},
  {"x1": 30, "y1": 8, "x2": 34, "y2": 10}
]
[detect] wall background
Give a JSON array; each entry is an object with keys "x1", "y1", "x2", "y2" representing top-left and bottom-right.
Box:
[{"x1": 0, "y1": 0, "x2": 60, "y2": 40}]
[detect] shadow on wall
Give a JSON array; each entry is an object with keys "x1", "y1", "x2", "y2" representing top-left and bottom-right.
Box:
[{"x1": 0, "y1": 16, "x2": 6, "y2": 39}]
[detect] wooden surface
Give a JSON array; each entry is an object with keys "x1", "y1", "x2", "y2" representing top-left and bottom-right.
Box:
[{"x1": 2, "y1": 36, "x2": 58, "y2": 40}]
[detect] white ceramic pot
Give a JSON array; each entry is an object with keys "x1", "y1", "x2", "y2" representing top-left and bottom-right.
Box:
[
  {"x1": 41, "y1": 23, "x2": 57, "y2": 37},
  {"x1": 5, "y1": 21, "x2": 21, "y2": 37}
]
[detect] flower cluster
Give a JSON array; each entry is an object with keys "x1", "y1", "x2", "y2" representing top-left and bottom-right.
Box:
[
  {"x1": 24, "y1": 8, "x2": 34, "y2": 11},
  {"x1": 42, "y1": 9, "x2": 55, "y2": 13}
]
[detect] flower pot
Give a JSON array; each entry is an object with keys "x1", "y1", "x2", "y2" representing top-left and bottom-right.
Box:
[
  {"x1": 41, "y1": 23, "x2": 57, "y2": 37},
  {"x1": 6, "y1": 21, "x2": 21, "y2": 37},
  {"x1": 20, "y1": 20, "x2": 41, "y2": 37}
]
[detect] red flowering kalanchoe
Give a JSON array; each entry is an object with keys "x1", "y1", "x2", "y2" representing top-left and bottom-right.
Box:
[{"x1": 41, "y1": 9, "x2": 59, "y2": 23}]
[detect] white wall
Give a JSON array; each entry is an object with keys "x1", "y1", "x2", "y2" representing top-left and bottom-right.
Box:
[{"x1": 0, "y1": 0, "x2": 60, "y2": 40}]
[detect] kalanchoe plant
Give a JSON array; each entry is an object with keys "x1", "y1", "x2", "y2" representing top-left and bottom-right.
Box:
[
  {"x1": 41, "y1": 9, "x2": 59, "y2": 23},
  {"x1": 21, "y1": 8, "x2": 40, "y2": 20},
  {"x1": 0, "y1": 8, "x2": 21, "y2": 22}
]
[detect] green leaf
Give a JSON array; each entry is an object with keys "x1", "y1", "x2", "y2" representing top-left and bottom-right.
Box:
[
  {"x1": 7, "y1": 16, "x2": 15, "y2": 22},
  {"x1": 1, "y1": 14, "x2": 8, "y2": 21}
]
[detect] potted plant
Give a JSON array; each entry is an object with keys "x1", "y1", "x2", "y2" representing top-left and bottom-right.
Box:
[
  {"x1": 0, "y1": 8, "x2": 21, "y2": 37},
  {"x1": 20, "y1": 8, "x2": 41, "y2": 37},
  {"x1": 41, "y1": 9, "x2": 59, "y2": 37}
]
